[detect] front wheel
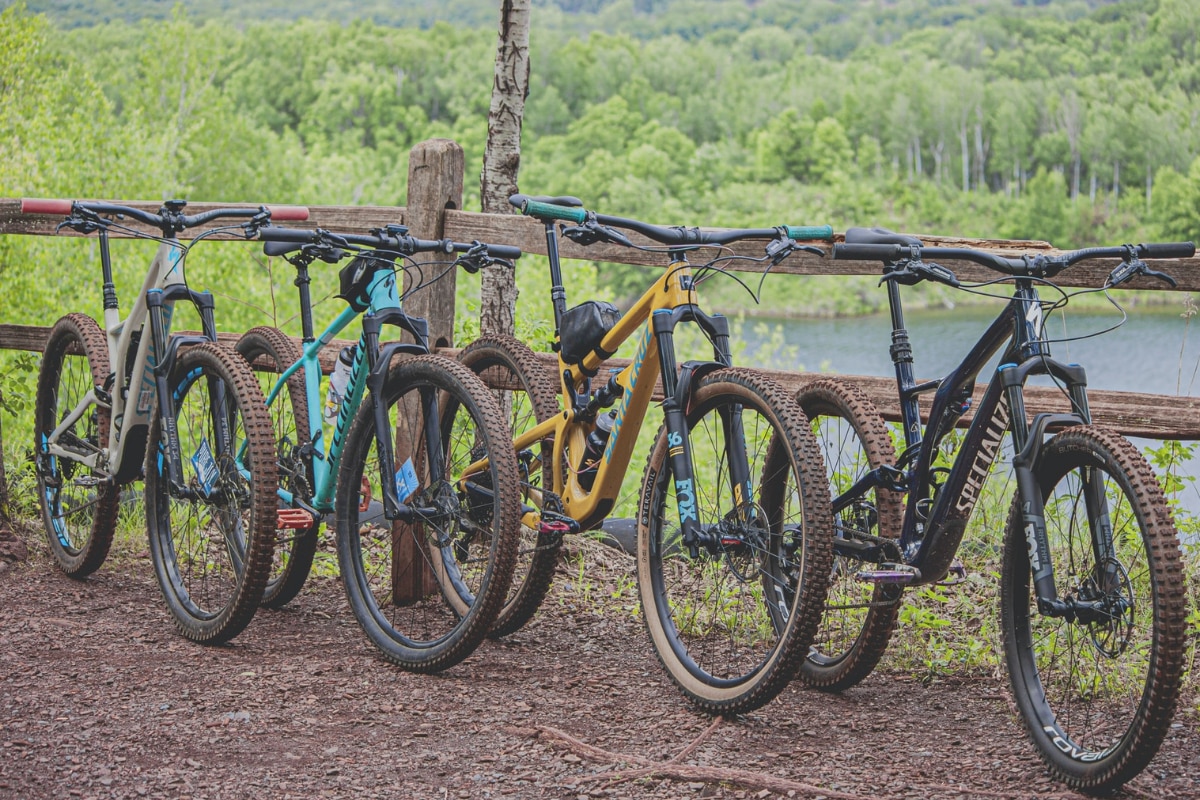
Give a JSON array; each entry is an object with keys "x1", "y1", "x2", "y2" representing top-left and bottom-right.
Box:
[
  {"x1": 637, "y1": 368, "x2": 833, "y2": 715},
  {"x1": 34, "y1": 313, "x2": 119, "y2": 577},
  {"x1": 145, "y1": 343, "x2": 279, "y2": 644},
  {"x1": 335, "y1": 356, "x2": 520, "y2": 672},
  {"x1": 1001, "y1": 425, "x2": 1186, "y2": 794}
]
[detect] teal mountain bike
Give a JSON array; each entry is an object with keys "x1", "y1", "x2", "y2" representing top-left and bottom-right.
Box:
[{"x1": 240, "y1": 224, "x2": 524, "y2": 672}]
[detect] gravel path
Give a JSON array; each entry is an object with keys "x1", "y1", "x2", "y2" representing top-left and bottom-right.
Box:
[{"x1": 1, "y1": 524, "x2": 1197, "y2": 800}]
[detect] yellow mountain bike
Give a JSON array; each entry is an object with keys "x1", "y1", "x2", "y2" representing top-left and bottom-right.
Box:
[{"x1": 459, "y1": 194, "x2": 835, "y2": 713}]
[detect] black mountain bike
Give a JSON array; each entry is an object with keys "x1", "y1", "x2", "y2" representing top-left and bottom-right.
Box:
[{"x1": 798, "y1": 227, "x2": 1192, "y2": 793}]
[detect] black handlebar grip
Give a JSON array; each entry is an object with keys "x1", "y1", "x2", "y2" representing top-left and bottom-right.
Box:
[
  {"x1": 508, "y1": 194, "x2": 528, "y2": 209},
  {"x1": 263, "y1": 241, "x2": 303, "y2": 257},
  {"x1": 258, "y1": 226, "x2": 317, "y2": 243},
  {"x1": 832, "y1": 243, "x2": 905, "y2": 261},
  {"x1": 485, "y1": 243, "x2": 522, "y2": 260},
  {"x1": 1139, "y1": 242, "x2": 1195, "y2": 259}
]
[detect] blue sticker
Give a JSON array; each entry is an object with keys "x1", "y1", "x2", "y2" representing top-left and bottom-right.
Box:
[
  {"x1": 191, "y1": 438, "x2": 219, "y2": 496},
  {"x1": 395, "y1": 458, "x2": 419, "y2": 503}
]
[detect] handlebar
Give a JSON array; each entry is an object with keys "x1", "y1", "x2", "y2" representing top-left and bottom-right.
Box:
[
  {"x1": 257, "y1": 225, "x2": 522, "y2": 262},
  {"x1": 510, "y1": 193, "x2": 833, "y2": 247},
  {"x1": 20, "y1": 198, "x2": 310, "y2": 235},
  {"x1": 833, "y1": 228, "x2": 1194, "y2": 287}
]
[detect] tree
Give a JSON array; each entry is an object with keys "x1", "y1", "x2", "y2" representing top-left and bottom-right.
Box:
[{"x1": 480, "y1": 0, "x2": 531, "y2": 337}]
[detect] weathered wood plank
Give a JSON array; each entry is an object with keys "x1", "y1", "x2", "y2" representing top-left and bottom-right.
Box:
[
  {"x1": 440, "y1": 347, "x2": 1200, "y2": 441},
  {"x1": 3, "y1": 323, "x2": 1197, "y2": 438},
  {"x1": 3, "y1": 198, "x2": 1195, "y2": 291},
  {"x1": 0, "y1": 198, "x2": 406, "y2": 239},
  {"x1": 444, "y1": 210, "x2": 1200, "y2": 292}
]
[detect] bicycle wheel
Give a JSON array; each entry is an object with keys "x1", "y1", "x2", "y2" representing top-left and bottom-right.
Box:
[
  {"x1": 458, "y1": 335, "x2": 561, "y2": 637},
  {"x1": 34, "y1": 313, "x2": 119, "y2": 578},
  {"x1": 794, "y1": 378, "x2": 904, "y2": 691},
  {"x1": 1001, "y1": 425, "x2": 1185, "y2": 793},
  {"x1": 236, "y1": 326, "x2": 318, "y2": 608},
  {"x1": 335, "y1": 355, "x2": 520, "y2": 672},
  {"x1": 145, "y1": 342, "x2": 279, "y2": 643},
  {"x1": 637, "y1": 368, "x2": 833, "y2": 714}
]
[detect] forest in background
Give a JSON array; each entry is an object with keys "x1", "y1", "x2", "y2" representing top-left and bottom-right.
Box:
[{"x1": 1, "y1": 0, "x2": 1199, "y2": 330}]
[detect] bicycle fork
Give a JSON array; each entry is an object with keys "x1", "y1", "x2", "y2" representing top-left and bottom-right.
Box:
[
  {"x1": 652, "y1": 306, "x2": 751, "y2": 556},
  {"x1": 1001, "y1": 357, "x2": 1115, "y2": 622}
]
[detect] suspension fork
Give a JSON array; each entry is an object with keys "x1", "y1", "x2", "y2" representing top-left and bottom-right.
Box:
[
  {"x1": 652, "y1": 311, "x2": 703, "y2": 552},
  {"x1": 1002, "y1": 352, "x2": 1101, "y2": 612}
]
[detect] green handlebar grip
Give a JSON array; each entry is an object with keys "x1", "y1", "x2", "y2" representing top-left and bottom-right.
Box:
[
  {"x1": 521, "y1": 199, "x2": 588, "y2": 224},
  {"x1": 785, "y1": 225, "x2": 834, "y2": 241}
]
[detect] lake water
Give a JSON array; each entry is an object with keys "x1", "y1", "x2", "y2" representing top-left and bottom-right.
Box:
[{"x1": 736, "y1": 302, "x2": 1200, "y2": 513}]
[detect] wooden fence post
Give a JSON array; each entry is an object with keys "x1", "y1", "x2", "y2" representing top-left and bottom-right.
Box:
[{"x1": 390, "y1": 139, "x2": 465, "y2": 604}]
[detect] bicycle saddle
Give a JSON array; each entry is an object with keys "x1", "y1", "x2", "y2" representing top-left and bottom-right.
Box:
[
  {"x1": 509, "y1": 193, "x2": 585, "y2": 209},
  {"x1": 845, "y1": 227, "x2": 923, "y2": 248}
]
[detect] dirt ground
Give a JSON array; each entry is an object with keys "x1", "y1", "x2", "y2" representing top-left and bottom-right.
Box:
[{"x1": 2, "y1": 521, "x2": 1198, "y2": 800}]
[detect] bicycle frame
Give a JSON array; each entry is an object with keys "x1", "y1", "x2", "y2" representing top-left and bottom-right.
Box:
[
  {"x1": 43, "y1": 234, "x2": 222, "y2": 487},
  {"x1": 262, "y1": 260, "x2": 432, "y2": 519},
  {"x1": 476, "y1": 230, "x2": 741, "y2": 540},
  {"x1": 845, "y1": 277, "x2": 1093, "y2": 590}
]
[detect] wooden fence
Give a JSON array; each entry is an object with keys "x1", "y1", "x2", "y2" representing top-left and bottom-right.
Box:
[{"x1": 2, "y1": 137, "x2": 1199, "y2": 525}]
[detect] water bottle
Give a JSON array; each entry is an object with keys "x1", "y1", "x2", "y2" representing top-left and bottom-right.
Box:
[
  {"x1": 323, "y1": 346, "x2": 355, "y2": 423},
  {"x1": 577, "y1": 410, "x2": 617, "y2": 490}
]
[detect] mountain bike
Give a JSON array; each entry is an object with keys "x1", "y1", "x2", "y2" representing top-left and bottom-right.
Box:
[
  {"x1": 239, "y1": 224, "x2": 524, "y2": 672},
  {"x1": 800, "y1": 227, "x2": 1192, "y2": 793},
  {"x1": 457, "y1": 193, "x2": 836, "y2": 713},
  {"x1": 24, "y1": 198, "x2": 306, "y2": 643}
]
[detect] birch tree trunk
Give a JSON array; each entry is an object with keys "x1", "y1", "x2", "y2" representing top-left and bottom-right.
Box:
[{"x1": 479, "y1": 0, "x2": 531, "y2": 338}]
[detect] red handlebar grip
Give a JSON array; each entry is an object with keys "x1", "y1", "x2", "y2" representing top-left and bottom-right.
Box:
[
  {"x1": 266, "y1": 205, "x2": 310, "y2": 221},
  {"x1": 21, "y1": 198, "x2": 73, "y2": 215}
]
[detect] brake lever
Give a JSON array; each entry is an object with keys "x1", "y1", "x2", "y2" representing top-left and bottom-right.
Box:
[
  {"x1": 242, "y1": 207, "x2": 273, "y2": 238},
  {"x1": 57, "y1": 206, "x2": 106, "y2": 235},
  {"x1": 914, "y1": 260, "x2": 960, "y2": 288},
  {"x1": 561, "y1": 222, "x2": 634, "y2": 248},
  {"x1": 57, "y1": 217, "x2": 103, "y2": 235},
  {"x1": 1108, "y1": 257, "x2": 1178, "y2": 289},
  {"x1": 879, "y1": 262, "x2": 921, "y2": 286},
  {"x1": 1144, "y1": 267, "x2": 1178, "y2": 288},
  {"x1": 764, "y1": 238, "x2": 825, "y2": 266}
]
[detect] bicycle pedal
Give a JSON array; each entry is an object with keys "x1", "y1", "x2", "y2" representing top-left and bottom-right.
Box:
[
  {"x1": 537, "y1": 519, "x2": 574, "y2": 537},
  {"x1": 276, "y1": 508, "x2": 315, "y2": 529},
  {"x1": 856, "y1": 564, "x2": 920, "y2": 585},
  {"x1": 936, "y1": 561, "x2": 967, "y2": 586}
]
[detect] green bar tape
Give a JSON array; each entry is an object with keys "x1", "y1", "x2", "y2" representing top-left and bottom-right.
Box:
[
  {"x1": 785, "y1": 225, "x2": 834, "y2": 241},
  {"x1": 522, "y1": 200, "x2": 588, "y2": 224}
]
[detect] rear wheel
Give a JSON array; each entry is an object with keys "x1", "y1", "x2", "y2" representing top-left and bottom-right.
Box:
[
  {"x1": 236, "y1": 326, "x2": 319, "y2": 608},
  {"x1": 145, "y1": 343, "x2": 278, "y2": 644},
  {"x1": 458, "y1": 335, "x2": 562, "y2": 637},
  {"x1": 1001, "y1": 426, "x2": 1185, "y2": 793},
  {"x1": 34, "y1": 313, "x2": 119, "y2": 578},
  {"x1": 335, "y1": 356, "x2": 520, "y2": 672},
  {"x1": 638, "y1": 368, "x2": 833, "y2": 714},
  {"x1": 795, "y1": 378, "x2": 903, "y2": 691}
]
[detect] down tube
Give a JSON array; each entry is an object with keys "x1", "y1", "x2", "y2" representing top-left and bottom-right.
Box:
[{"x1": 912, "y1": 376, "x2": 1010, "y2": 584}]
